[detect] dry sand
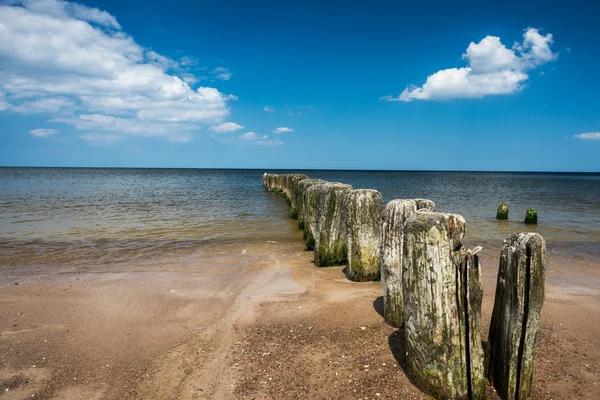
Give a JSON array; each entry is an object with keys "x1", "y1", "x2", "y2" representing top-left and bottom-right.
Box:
[{"x1": 1, "y1": 239, "x2": 600, "y2": 399}]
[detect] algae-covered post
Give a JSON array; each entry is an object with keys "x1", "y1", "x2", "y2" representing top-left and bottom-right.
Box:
[
  {"x1": 402, "y1": 211, "x2": 485, "y2": 400},
  {"x1": 288, "y1": 174, "x2": 309, "y2": 218},
  {"x1": 486, "y1": 233, "x2": 546, "y2": 400},
  {"x1": 345, "y1": 189, "x2": 384, "y2": 282},
  {"x1": 380, "y1": 199, "x2": 417, "y2": 328},
  {"x1": 414, "y1": 198, "x2": 436, "y2": 211},
  {"x1": 497, "y1": 202, "x2": 509, "y2": 220},
  {"x1": 303, "y1": 182, "x2": 328, "y2": 250},
  {"x1": 524, "y1": 208, "x2": 538, "y2": 224},
  {"x1": 314, "y1": 182, "x2": 353, "y2": 266},
  {"x1": 297, "y1": 178, "x2": 325, "y2": 231}
]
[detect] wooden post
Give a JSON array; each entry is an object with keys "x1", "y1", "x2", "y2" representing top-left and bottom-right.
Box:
[
  {"x1": 486, "y1": 233, "x2": 546, "y2": 400},
  {"x1": 403, "y1": 211, "x2": 485, "y2": 399}
]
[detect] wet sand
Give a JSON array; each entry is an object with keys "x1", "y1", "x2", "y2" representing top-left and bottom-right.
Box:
[{"x1": 1, "y1": 240, "x2": 600, "y2": 399}]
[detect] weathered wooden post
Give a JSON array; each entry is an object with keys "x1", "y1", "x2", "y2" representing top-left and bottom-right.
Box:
[
  {"x1": 486, "y1": 233, "x2": 546, "y2": 400},
  {"x1": 345, "y1": 189, "x2": 384, "y2": 282},
  {"x1": 414, "y1": 198, "x2": 436, "y2": 211},
  {"x1": 403, "y1": 211, "x2": 485, "y2": 399},
  {"x1": 380, "y1": 199, "x2": 417, "y2": 328},
  {"x1": 303, "y1": 182, "x2": 329, "y2": 250},
  {"x1": 497, "y1": 202, "x2": 509, "y2": 220},
  {"x1": 297, "y1": 178, "x2": 325, "y2": 232},
  {"x1": 287, "y1": 174, "x2": 309, "y2": 218},
  {"x1": 314, "y1": 182, "x2": 353, "y2": 266}
]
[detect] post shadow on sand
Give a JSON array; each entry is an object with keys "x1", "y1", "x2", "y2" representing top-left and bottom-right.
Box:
[
  {"x1": 372, "y1": 296, "x2": 384, "y2": 318},
  {"x1": 383, "y1": 298, "x2": 490, "y2": 399},
  {"x1": 388, "y1": 329, "x2": 491, "y2": 399}
]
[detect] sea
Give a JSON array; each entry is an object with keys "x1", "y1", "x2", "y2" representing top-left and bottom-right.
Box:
[{"x1": 1, "y1": 168, "x2": 599, "y2": 274}]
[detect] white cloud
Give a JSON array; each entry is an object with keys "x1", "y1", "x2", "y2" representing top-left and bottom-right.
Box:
[
  {"x1": 29, "y1": 128, "x2": 58, "y2": 137},
  {"x1": 12, "y1": 97, "x2": 75, "y2": 114},
  {"x1": 218, "y1": 132, "x2": 282, "y2": 146},
  {"x1": 209, "y1": 122, "x2": 244, "y2": 133},
  {"x1": 0, "y1": 92, "x2": 10, "y2": 111},
  {"x1": 213, "y1": 67, "x2": 232, "y2": 81},
  {"x1": 14, "y1": 0, "x2": 121, "y2": 29},
  {"x1": 240, "y1": 131, "x2": 264, "y2": 141},
  {"x1": 264, "y1": 106, "x2": 274, "y2": 112},
  {"x1": 0, "y1": 0, "x2": 236, "y2": 143},
  {"x1": 272, "y1": 127, "x2": 294, "y2": 134},
  {"x1": 383, "y1": 28, "x2": 557, "y2": 101},
  {"x1": 574, "y1": 132, "x2": 600, "y2": 140}
]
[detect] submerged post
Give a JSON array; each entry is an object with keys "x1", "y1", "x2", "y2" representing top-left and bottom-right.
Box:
[
  {"x1": 403, "y1": 211, "x2": 485, "y2": 400},
  {"x1": 497, "y1": 202, "x2": 509, "y2": 220},
  {"x1": 524, "y1": 208, "x2": 538, "y2": 225},
  {"x1": 486, "y1": 233, "x2": 546, "y2": 400},
  {"x1": 314, "y1": 182, "x2": 353, "y2": 266},
  {"x1": 380, "y1": 199, "x2": 417, "y2": 328},
  {"x1": 345, "y1": 189, "x2": 384, "y2": 282}
]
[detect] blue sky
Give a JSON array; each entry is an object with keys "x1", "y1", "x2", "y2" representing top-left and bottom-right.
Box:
[{"x1": 0, "y1": 0, "x2": 599, "y2": 171}]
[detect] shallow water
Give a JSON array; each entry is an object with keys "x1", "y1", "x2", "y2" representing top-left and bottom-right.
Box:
[{"x1": 1, "y1": 168, "x2": 599, "y2": 273}]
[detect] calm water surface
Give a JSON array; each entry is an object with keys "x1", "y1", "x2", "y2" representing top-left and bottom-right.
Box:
[{"x1": 1, "y1": 168, "x2": 599, "y2": 272}]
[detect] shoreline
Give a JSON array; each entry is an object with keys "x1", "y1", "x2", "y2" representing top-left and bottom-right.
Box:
[{"x1": 1, "y1": 239, "x2": 600, "y2": 399}]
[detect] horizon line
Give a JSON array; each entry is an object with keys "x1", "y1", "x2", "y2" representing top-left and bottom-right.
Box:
[{"x1": 1, "y1": 166, "x2": 599, "y2": 174}]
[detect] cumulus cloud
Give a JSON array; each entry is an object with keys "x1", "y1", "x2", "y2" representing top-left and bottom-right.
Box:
[
  {"x1": 209, "y1": 122, "x2": 244, "y2": 133},
  {"x1": 240, "y1": 132, "x2": 264, "y2": 141},
  {"x1": 29, "y1": 128, "x2": 58, "y2": 137},
  {"x1": 383, "y1": 28, "x2": 557, "y2": 102},
  {"x1": 264, "y1": 106, "x2": 274, "y2": 112},
  {"x1": 0, "y1": 0, "x2": 236, "y2": 142},
  {"x1": 272, "y1": 127, "x2": 294, "y2": 134},
  {"x1": 574, "y1": 132, "x2": 600, "y2": 140}
]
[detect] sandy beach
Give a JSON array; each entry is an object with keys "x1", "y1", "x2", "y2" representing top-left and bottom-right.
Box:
[{"x1": 2, "y1": 235, "x2": 600, "y2": 400}]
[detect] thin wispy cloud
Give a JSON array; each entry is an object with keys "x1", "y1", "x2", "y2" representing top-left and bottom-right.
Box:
[
  {"x1": 272, "y1": 127, "x2": 294, "y2": 134},
  {"x1": 29, "y1": 128, "x2": 58, "y2": 137},
  {"x1": 217, "y1": 131, "x2": 284, "y2": 146},
  {"x1": 209, "y1": 122, "x2": 244, "y2": 133},
  {"x1": 213, "y1": 66, "x2": 232, "y2": 81},
  {"x1": 574, "y1": 132, "x2": 600, "y2": 140},
  {"x1": 264, "y1": 106, "x2": 274, "y2": 112},
  {"x1": 0, "y1": 0, "x2": 237, "y2": 143},
  {"x1": 383, "y1": 28, "x2": 558, "y2": 101}
]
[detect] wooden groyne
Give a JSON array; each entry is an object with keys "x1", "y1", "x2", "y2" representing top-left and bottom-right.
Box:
[{"x1": 262, "y1": 172, "x2": 546, "y2": 400}]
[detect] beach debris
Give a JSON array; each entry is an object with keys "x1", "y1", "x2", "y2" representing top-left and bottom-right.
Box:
[
  {"x1": 266, "y1": 241, "x2": 278, "y2": 244},
  {"x1": 241, "y1": 249, "x2": 248, "y2": 255},
  {"x1": 16, "y1": 312, "x2": 23, "y2": 316},
  {"x1": 486, "y1": 232, "x2": 546, "y2": 400},
  {"x1": 524, "y1": 208, "x2": 538, "y2": 224},
  {"x1": 497, "y1": 202, "x2": 509, "y2": 220},
  {"x1": 313, "y1": 182, "x2": 353, "y2": 266},
  {"x1": 345, "y1": 189, "x2": 384, "y2": 282},
  {"x1": 380, "y1": 199, "x2": 418, "y2": 328},
  {"x1": 414, "y1": 198, "x2": 436, "y2": 211},
  {"x1": 402, "y1": 211, "x2": 485, "y2": 399}
]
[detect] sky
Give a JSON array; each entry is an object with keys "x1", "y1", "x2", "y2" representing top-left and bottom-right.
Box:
[{"x1": 0, "y1": 0, "x2": 599, "y2": 171}]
